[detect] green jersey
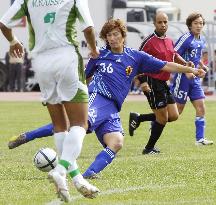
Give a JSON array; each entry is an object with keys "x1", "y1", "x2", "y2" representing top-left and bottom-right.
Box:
[{"x1": 0, "y1": 0, "x2": 94, "y2": 55}]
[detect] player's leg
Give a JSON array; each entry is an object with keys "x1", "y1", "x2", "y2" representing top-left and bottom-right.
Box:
[
  {"x1": 83, "y1": 131, "x2": 123, "y2": 179},
  {"x1": 34, "y1": 46, "x2": 77, "y2": 202},
  {"x1": 192, "y1": 99, "x2": 213, "y2": 145},
  {"x1": 129, "y1": 112, "x2": 155, "y2": 136},
  {"x1": 136, "y1": 79, "x2": 172, "y2": 154},
  {"x1": 142, "y1": 100, "x2": 179, "y2": 153},
  {"x1": 190, "y1": 78, "x2": 213, "y2": 145},
  {"x1": 8, "y1": 123, "x2": 54, "y2": 149},
  {"x1": 54, "y1": 47, "x2": 99, "y2": 198},
  {"x1": 142, "y1": 107, "x2": 166, "y2": 154},
  {"x1": 63, "y1": 101, "x2": 99, "y2": 198},
  {"x1": 129, "y1": 77, "x2": 157, "y2": 136},
  {"x1": 46, "y1": 103, "x2": 71, "y2": 202}
]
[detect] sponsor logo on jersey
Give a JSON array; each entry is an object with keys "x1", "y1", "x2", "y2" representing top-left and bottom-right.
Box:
[
  {"x1": 116, "y1": 58, "x2": 121, "y2": 63},
  {"x1": 125, "y1": 66, "x2": 133, "y2": 76},
  {"x1": 32, "y1": 0, "x2": 64, "y2": 8}
]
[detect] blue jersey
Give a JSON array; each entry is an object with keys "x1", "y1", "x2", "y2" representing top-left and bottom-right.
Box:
[
  {"x1": 85, "y1": 46, "x2": 166, "y2": 111},
  {"x1": 172, "y1": 32, "x2": 205, "y2": 104},
  {"x1": 174, "y1": 32, "x2": 206, "y2": 68}
]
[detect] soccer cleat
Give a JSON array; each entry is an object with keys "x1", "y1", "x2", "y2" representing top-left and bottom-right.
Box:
[
  {"x1": 129, "y1": 112, "x2": 140, "y2": 136},
  {"x1": 83, "y1": 170, "x2": 99, "y2": 179},
  {"x1": 195, "y1": 138, "x2": 213, "y2": 146},
  {"x1": 74, "y1": 178, "x2": 100, "y2": 199},
  {"x1": 48, "y1": 170, "x2": 70, "y2": 202},
  {"x1": 142, "y1": 147, "x2": 160, "y2": 155},
  {"x1": 8, "y1": 133, "x2": 28, "y2": 149}
]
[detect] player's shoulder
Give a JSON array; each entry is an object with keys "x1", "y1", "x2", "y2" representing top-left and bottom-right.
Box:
[
  {"x1": 175, "y1": 32, "x2": 192, "y2": 48},
  {"x1": 179, "y1": 32, "x2": 192, "y2": 41},
  {"x1": 98, "y1": 46, "x2": 111, "y2": 57},
  {"x1": 139, "y1": 33, "x2": 155, "y2": 50},
  {"x1": 200, "y1": 35, "x2": 206, "y2": 42},
  {"x1": 124, "y1": 46, "x2": 141, "y2": 57}
]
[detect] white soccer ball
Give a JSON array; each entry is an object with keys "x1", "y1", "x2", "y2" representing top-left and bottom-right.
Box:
[{"x1": 33, "y1": 147, "x2": 58, "y2": 172}]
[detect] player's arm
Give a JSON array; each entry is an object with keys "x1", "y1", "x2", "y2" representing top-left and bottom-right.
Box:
[
  {"x1": 0, "y1": 0, "x2": 26, "y2": 58},
  {"x1": 135, "y1": 41, "x2": 151, "y2": 92},
  {"x1": 0, "y1": 23, "x2": 23, "y2": 58},
  {"x1": 174, "y1": 53, "x2": 195, "y2": 79},
  {"x1": 85, "y1": 57, "x2": 98, "y2": 85},
  {"x1": 83, "y1": 27, "x2": 99, "y2": 59},
  {"x1": 77, "y1": 0, "x2": 99, "y2": 59},
  {"x1": 162, "y1": 62, "x2": 205, "y2": 78},
  {"x1": 199, "y1": 60, "x2": 209, "y2": 72},
  {"x1": 0, "y1": 23, "x2": 13, "y2": 42}
]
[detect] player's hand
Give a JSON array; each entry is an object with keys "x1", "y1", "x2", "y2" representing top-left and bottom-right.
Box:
[
  {"x1": 9, "y1": 42, "x2": 24, "y2": 58},
  {"x1": 140, "y1": 82, "x2": 151, "y2": 93},
  {"x1": 185, "y1": 73, "x2": 195, "y2": 79},
  {"x1": 193, "y1": 68, "x2": 206, "y2": 78},
  {"x1": 88, "y1": 47, "x2": 100, "y2": 59},
  {"x1": 186, "y1": 61, "x2": 195, "y2": 68}
]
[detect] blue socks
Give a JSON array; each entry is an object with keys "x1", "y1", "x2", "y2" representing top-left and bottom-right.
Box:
[
  {"x1": 195, "y1": 117, "x2": 205, "y2": 141},
  {"x1": 25, "y1": 123, "x2": 54, "y2": 141},
  {"x1": 83, "y1": 147, "x2": 116, "y2": 177}
]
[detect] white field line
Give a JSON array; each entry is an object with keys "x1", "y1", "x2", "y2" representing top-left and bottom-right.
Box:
[{"x1": 45, "y1": 184, "x2": 186, "y2": 205}]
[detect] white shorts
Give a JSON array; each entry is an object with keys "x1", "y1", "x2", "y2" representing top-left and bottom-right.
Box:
[{"x1": 32, "y1": 46, "x2": 88, "y2": 104}]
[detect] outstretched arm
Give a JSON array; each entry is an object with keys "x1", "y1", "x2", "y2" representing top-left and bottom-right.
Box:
[
  {"x1": 83, "y1": 26, "x2": 99, "y2": 59},
  {"x1": 161, "y1": 62, "x2": 206, "y2": 78},
  {"x1": 0, "y1": 23, "x2": 23, "y2": 58},
  {"x1": 199, "y1": 60, "x2": 209, "y2": 72},
  {"x1": 174, "y1": 54, "x2": 196, "y2": 79}
]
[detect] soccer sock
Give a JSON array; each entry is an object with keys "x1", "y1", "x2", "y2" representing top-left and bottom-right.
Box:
[
  {"x1": 82, "y1": 147, "x2": 116, "y2": 177},
  {"x1": 55, "y1": 160, "x2": 70, "y2": 175},
  {"x1": 138, "y1": 113, "x2": 156, "y2": 122},
  {"x1": 145, "y1": 121, "x2": 165, "y2": 150},
  {"x1": 68, "y1": 161, "x2": 84, "y2": 182},
  {"x1": 54, "y1": 131, "x2": 67, "y2": 156},
  {"x1": 60, "y1": 126, "x2": 86, "y2": 165},
  {"x1": 25, "y1": 123, "x2": 54, "y2": 141},
  {"x1": 195, "y1": 117, "x2": 205, "y2": 141}
]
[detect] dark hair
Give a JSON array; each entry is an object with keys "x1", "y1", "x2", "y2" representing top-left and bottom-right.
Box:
[
  {"x1": 99, "y1": 18, "x2": 127, "y2": 41},
  {"x1": 186, "y1": 12, "x2": 205, "y2": 30}
]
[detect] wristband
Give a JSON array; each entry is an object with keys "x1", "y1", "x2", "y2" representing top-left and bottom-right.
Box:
[{"x1": 9, "y1": 36, "x2": 19, "y2": 46}]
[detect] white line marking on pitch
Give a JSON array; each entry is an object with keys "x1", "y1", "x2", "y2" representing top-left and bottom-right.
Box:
[{"x1": 45, "y1": 184, "x2": 185, "y2": 205}]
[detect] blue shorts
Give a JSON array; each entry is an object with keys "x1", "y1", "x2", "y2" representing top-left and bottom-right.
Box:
[
  {"x1": 87, "y1": 93, "x2": 123, "y2": 147},
  {"x1": 171, "y1": 73, "x2": 205, "y2": 104}
]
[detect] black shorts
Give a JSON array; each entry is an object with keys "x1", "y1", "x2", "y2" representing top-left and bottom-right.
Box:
[{"x1": 138, "y1": 75, "x2": 175, "y2": 109}]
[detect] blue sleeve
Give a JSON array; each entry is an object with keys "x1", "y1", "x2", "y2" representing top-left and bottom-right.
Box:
[
  {"x1": 174, "y1": 35, "x2": 190, "y2": 56},
  {"x1": 137, "y1": 51, "x2": 167, "y2": 74},
  {"x1": 201, "y1": 36, "x2": 207, "y2": 49},
  {"x1": 85, "y1": 58, "x2": 97, "y2": 78}
]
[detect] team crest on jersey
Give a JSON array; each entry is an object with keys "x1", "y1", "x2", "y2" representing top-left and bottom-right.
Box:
[{"x1": 125, "y1": 66, "x2": 133, "y2": 76}]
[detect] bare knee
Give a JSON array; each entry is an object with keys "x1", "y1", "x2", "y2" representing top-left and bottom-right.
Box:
[
  {"x1": 104, "y1": 132, "x2": 124, "y2": 153},
  {"x1": 111, "y1": 142, "x2": 123, "y2": 152},
  {"x1": 168, "y1": 114, "x2": 179, "y2": 122},
  {"x1": 156, "y1": 116, "x2": 168, "y2": 125}
]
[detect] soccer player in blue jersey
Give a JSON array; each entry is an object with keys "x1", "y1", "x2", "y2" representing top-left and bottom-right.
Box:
[
  {"x1": 172, "y1": 12, "x2": 213, "y2": 146},
  {"x1": 8, "y1": 19, "x2": 204, "y2": 179}
]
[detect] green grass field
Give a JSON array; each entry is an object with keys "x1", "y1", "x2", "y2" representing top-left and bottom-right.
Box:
[{"x1": 0, "y1": 100, "x2": 216, "y2": 205}]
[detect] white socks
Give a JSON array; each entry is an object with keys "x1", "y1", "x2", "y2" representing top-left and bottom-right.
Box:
[
  {"x1": 60, "y1": 126, "x2": 86, "y2": 165},
  {"x1": 54, "y1": 131, "x2": 67, "y2": 156}
]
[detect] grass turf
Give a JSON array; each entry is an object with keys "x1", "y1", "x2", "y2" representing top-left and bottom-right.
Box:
[{"x1": 0, "y1": 100, "x2": 216, "y2": 205}]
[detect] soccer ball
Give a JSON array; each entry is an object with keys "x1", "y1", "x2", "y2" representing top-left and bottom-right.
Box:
[{"x1": 33, "y1": 147, "x2": 58, "y2": 172}]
